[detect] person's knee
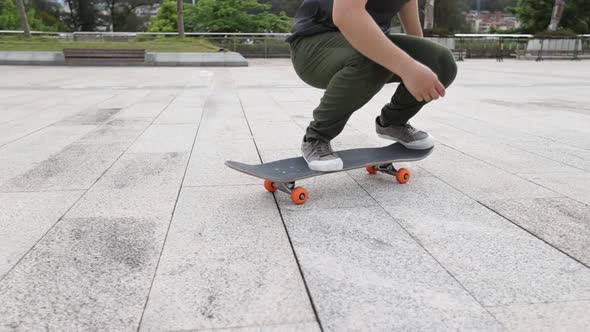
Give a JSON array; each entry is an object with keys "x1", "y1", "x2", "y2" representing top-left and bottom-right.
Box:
[{"x1": 436, "y1": 48, "x2": 458, "y2": 88}]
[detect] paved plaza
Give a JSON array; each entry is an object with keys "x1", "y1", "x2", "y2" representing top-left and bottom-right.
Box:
[{"x1": 0, "y1": 59, "x2": 589, "y2": 331}]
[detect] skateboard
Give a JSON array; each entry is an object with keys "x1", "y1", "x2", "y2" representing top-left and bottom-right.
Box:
[{"x1": 225, "y1": 143, "x2": 433, "y2": 205}]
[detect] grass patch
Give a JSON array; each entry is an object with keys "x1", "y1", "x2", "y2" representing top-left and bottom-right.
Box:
[{"x1": 0, "y1": 35, "x2": 221, "y2": 52}]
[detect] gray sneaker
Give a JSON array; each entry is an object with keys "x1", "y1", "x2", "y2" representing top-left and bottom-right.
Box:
[
  {"x1": 301, "y1": 138, "x2": 343, "y2": 172},
  {"x1": 376, "y1": 117, "x2": 434, "y2": 149}
]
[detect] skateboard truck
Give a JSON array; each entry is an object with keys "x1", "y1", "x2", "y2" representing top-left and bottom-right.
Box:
[
  {"x1": 376, "y1": 163, "x2": 398, "y2": 176},
  {"x1": 264, "y1": 180, "x2": 309, "y2": 205},
  {"x1": 366, "y1": 164, "x2": 412, "y2": 184},
  {"x1": 272, "y1": 181, "x2": 295, "y2": 194}
]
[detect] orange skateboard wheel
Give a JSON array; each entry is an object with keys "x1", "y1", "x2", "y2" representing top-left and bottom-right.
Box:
[
  {"x1": 264, "y1": 180, "x2": 276, "y2": 193},
  {"x1": 396, "y1": 168, "x2": 411, "y2": 184},
  {"x1": 291, "y1": 187, "x2": 308, "y2": 205},
  {"x1": 366, "y1": 166, "x2": 378, "y2": 174}
]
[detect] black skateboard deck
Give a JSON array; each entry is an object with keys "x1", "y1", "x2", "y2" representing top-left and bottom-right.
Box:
[{"x1": 225, "y1": 143, "x2": 433, "y2": 205}]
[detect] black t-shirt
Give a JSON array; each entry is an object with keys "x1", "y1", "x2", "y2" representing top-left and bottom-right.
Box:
[{"x1": 286, "y1": 0, "x2": 409, "y2": 42}]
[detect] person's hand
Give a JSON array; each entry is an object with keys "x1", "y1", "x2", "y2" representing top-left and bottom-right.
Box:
[{"x1": 400, "y1": 61, "x2": 445, "y2": 102}]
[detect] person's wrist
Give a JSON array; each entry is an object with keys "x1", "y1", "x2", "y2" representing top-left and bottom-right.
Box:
[{"x1": 391, "y1": 55, "x2": 416, "y2": 80}]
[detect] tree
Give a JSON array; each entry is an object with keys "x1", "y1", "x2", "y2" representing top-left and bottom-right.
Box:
[
  {"x1": 423, "y1": 0, "x2": 434, "y2": 29},
  {"x1": 0, "y1": 0, "x2": 19, "y2": 28},
  {"x1": 419, "y1": 0, "x2": 469, "y2": 33},
  {"x1": 148, "y1": 0, "x2": 177, "y2": 32},
  {"x1": 0, "y1": 0, "x2": 57, "y2": 31},
  {"x1": 29, "y1": 0, "x2": 64, "y2": 30},
  {"x1": 186, "y1": 0, "x2": 291, "y2": 32},
  {"x1": 259, "y1": 0, "x2": 300, "y2": 17},
  {"x1": 15, "y1": 0, "x2": 30, "y2": 36},
  {"x1": 510, "y1": 0, "x2": 590, "y2": 33},
  {"x1": 62, "y1": 0, "x2": 104, "y2": 31},
  {"x1": 106, "y1": 0, "x2": 157, "y2": 31},
  {"x1": 471, "y1": 0, "x2": 517, "y2": 11},
  {"x1": 150, "y1": 0, "x2": 292, "y2": 33},
  {"x1": 177, "y1": 0, "x2": 184, "y2": 36},
  {"x1": 547, "y1": 0, "x2": 565, "y2": 31},
  {"x1": 434, "y1": 0, "x2": 469, "y2": 32},
  {"x1": 1, "y1": 0, "x2": 158, "y2": 32}
]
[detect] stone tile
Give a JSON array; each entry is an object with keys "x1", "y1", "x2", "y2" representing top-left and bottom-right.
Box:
[
  {"x1": 197, "y1": 110, "x2": 252, "y2": 140},
  {"x1": 329, "y1": 131, "x2": 383, "y2": 150},
  {"x1": 113, "y1": 102, "x2": 170, "y2": 120},
  {"x1": 200, "y1": 100, "x2": 243, "y2": 120},
  {"x1": 0, "y1": 191, "x2": 83, "y2": 277},
  {"x1": 424, "y1": 113, "x2": 590, "y2": 172},
  {"x1": 0, "y1": 142, "x2": 129, "y2": 191},
  {"x1": 90, "y1": 152, "x2": 189, "y2": 191},
  {"x1": 484, "y1": 197, "x2": 590, "y2": 267},
  {"x1": 0, "y1": 106, "x2": 47, "y2": 124},
  {"x1": 0, "y1": 158, "x2": 36, "y2": 187},
  {"x1": 276, "y1": 172, "x2": 378, "y2": 210},
  {"x1": 185, "y1": 139, "x2": 261, "y2": 186},
  {"x1": 506, "y1": 137, "x2": 590, "y2": 172},
  {"x1": 249, "y1": 121, "x2": 304, "y2": 140},
  {"x1": 206, "y1": 90, "x2": 241, "y2": 105},
  {"x1": 423, "y1": 122, "x2": 581, "y2": 174},
  {"x1": 128, "y1": 124, "x2": 197, "y2": 153},
  {"x1": 254, "y1": 135, "x2": 302, "y2": 151},
  {"x1": 281, "y1": 206, "x2": 501, "y2": 331},
  {"x1": 275, "y1": 101, "x2": 318, "y2": 118},
  {"x1": 435, "y1": 100, "x2": 590, "y2": 150},
  {"x1": 67, "y1": 152, "x2": 189, "y2": 219},
  {"x1": 77, "y1": 119, "x2": 150, "y2": 144},
  {"x1": 417, "y1": 144, "x2": 556, "y2": 201},
  {"x1": 67, "y1": 188, "x2": 179, "y2": 220},
  {"x1": 0, "y1": 124, "x2": 96, "y2": 162},
  {"x1": 140, "y1": 186, "x2": 315, "y2": 331},
  {"x1": 361, "y1": 176, "x2": 590, "y2": 306},
  {"x1": 0, "y1": 106, "x2": 82, "y2": 146},
  {"x1": 244, "y1": 108, "x2": 295, "y2": 122},
  {"x1": 55, "y1": 107, "x2": 122, "y2": 126},
  {"x1": 154, "y1": 104, "x2": 203, "y2": 124},
  {"x1": 196, "y1": 322, "x2": 321, "y2": 332},
  {"x1": 519, "y1": 172, "x2": 590, "y2": 205},
  {"x1": 269, "y1": 89, "x2": 311, "y2": 103},
  {"x1": 97, "y1": 90, "x2": 151, "y2": 109},
  {"x1": 488, "y1": 301, "x2": 590, "y2": 332},
  {"x1": 172, "y1": 95, "x2": 208, "y2": 107},
  {"x1": 237, "y1": 90, "x2": 280, "y2": 107},
  {"x1": 0, "y1": 216, "x2": 168, "y2": 331},
  {"x1": 0, "y1": 100, "x2": 58, "y2": 124}
]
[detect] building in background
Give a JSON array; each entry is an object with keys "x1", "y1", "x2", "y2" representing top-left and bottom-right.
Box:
[{"x1": 465, "y1": 10, "x2": 520, "y2": 33}]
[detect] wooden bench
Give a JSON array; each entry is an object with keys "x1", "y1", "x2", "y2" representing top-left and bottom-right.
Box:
[{"x1": 63, "y1": 48, "x2": 146, "y2": 64}]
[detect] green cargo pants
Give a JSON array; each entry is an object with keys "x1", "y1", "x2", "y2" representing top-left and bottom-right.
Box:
[{"x1": 289, "y1": 32, "x2": 458, "y2": 141}]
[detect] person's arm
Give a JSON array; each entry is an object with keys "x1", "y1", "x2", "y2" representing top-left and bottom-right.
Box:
[
  {"x1": 333, "y1": 0, "x2": 444, "y2": 101},
  {"x1": 399, "y1": 0, "x2": 423, "y2": 37}
]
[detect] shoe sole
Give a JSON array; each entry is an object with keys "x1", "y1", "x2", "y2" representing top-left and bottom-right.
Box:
[{"x1": 377, "y1": 133, "x2": 435, "y2": 150}]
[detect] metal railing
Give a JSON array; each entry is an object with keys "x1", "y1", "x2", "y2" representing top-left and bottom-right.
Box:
[
  {"x1": 454, "y1": 33, "x2": 531, "y2": 60},
  {"x1": 1, "y1": 30, "x2": 589, "y2": 60}
]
